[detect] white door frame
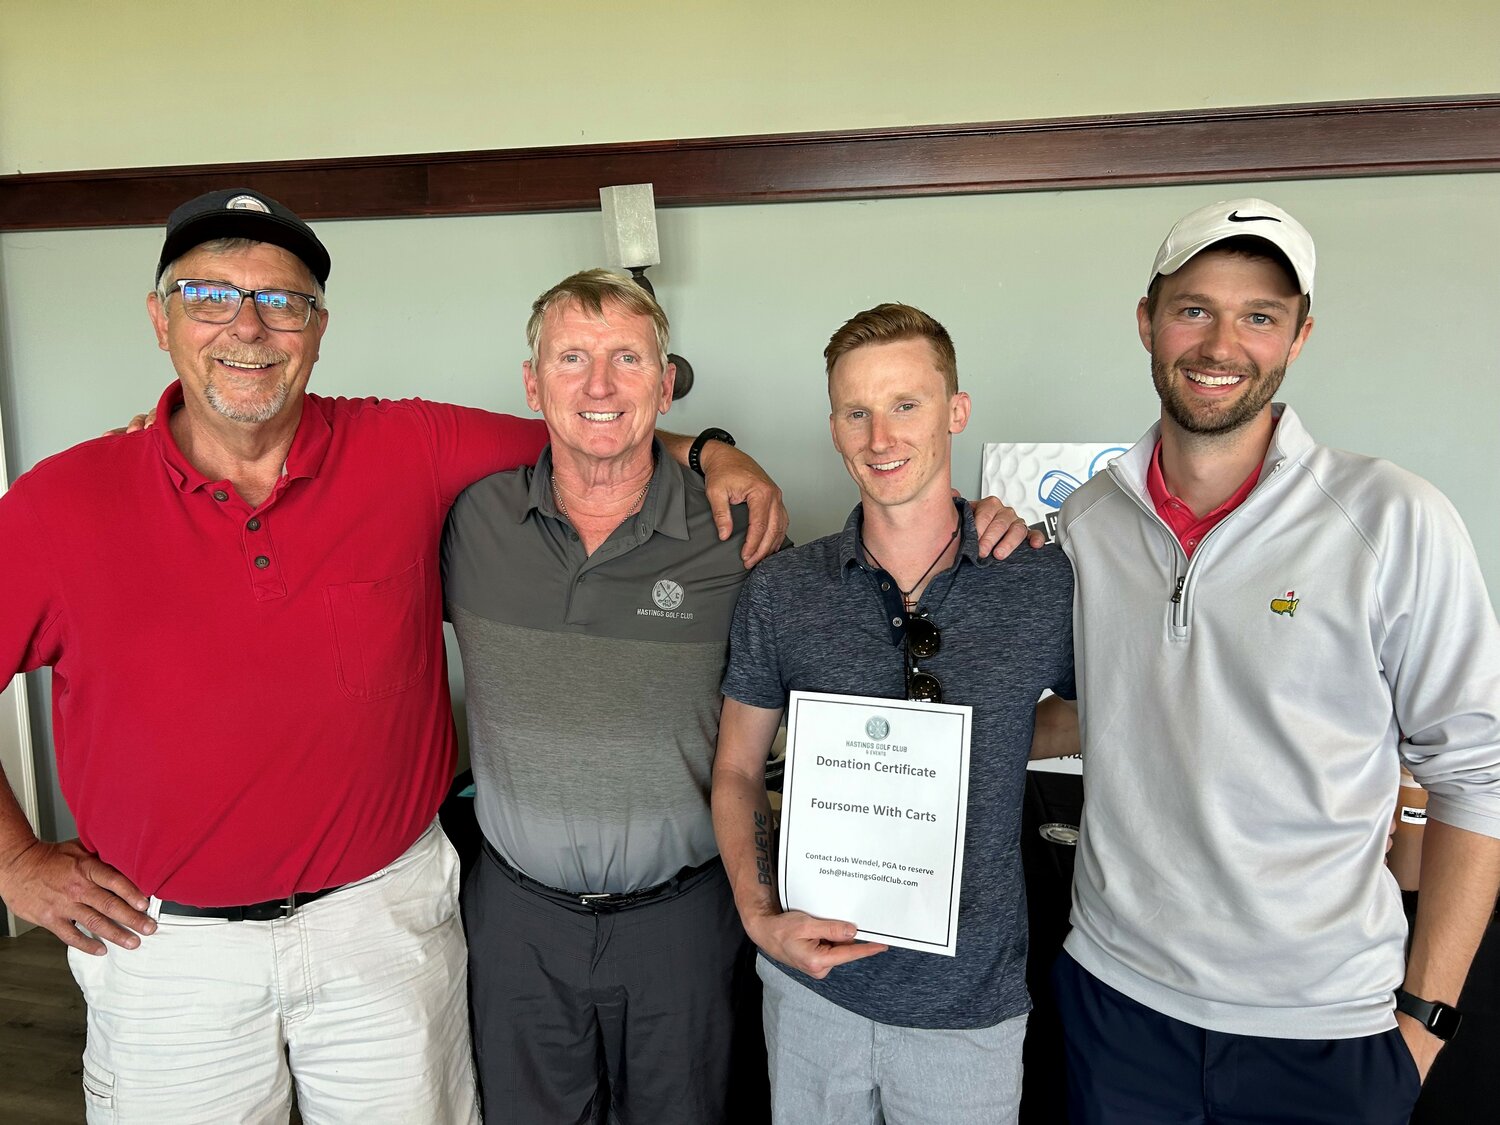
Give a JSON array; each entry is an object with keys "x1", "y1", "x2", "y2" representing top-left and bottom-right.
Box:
[{"x1": 0, "y1": 399, "x2": 41, "y2": 937}]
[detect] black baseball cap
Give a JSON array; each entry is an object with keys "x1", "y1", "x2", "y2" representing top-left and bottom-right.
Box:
[{"x1": 156, "y1": 188, "x2": 331, "y2": 286}]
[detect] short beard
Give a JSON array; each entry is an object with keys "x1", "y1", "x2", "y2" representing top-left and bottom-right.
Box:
[
  {"x1": 206, "y1": 377, "x2": 291, "y2": 424},
  {"x1": 1150, "y1": 353, "x2": 1285, "y2": 438}
]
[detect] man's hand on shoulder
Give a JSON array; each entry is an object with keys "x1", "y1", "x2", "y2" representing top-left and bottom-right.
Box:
[
  {"x1": 101, "y1": 407, "x2": 157, "y2": 437},
  {"x1": 699, "y1": 441, "x2": 789, "y2": 568},
  {"x1": 743, "y1": 905, "x2": 888, "y2": 980},
  {"x1": 966, "y1": 493, "x2": 1045, "y2": 560},
  {"x1": 0, "y1": 838, "x2": 155, "y2": 955}
]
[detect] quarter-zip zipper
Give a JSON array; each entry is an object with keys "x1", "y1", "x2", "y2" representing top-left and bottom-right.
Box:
[
  {"x1": 1106, "y1": 465, "x2": 1191, "y2": 635},
  {"x1": 1107, "y1": 454, "x2": 1291, "y2": 642}
]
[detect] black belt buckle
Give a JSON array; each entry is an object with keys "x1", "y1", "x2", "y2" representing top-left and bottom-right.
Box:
[
  {"x1": 257, "y1": 895, "x2": 300, "y2": 922},
  {"x1": 577, "y1": 889, "x2": 645, "y2": 912},
  {"x1": 158, "y1": 884, "x2": 342, "y2": 922},
  {"x1": 480, "y1": 838, "x2": 714, "y2": 914},
  {"x1": 226, "y1": 894, "x2": 301, "y2": 922}
]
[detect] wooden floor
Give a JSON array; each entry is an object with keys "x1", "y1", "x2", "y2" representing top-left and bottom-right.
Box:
[
  {"x1": 0, "y1": 927, "x2": 311, "y2": 1124},
  {"x1": 0, "y1": 926, "x2": 85, "y2": 1124}
]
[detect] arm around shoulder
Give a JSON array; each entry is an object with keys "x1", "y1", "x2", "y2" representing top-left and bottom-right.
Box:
[
  {"x1": 414, "y1": 401, "x2": 549, "y2": 505},
  {"x1": 661, "y1": 429, "x2": 788, "y2": 567}
]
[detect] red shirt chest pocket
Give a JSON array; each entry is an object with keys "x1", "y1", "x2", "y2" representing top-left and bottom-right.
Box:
[{"x1": 324, "y1": 558, "x2": 431, "y2": 702}]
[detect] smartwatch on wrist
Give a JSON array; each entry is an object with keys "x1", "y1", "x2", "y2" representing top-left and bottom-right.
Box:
[
  {"x1": 1395, "y1": 988, "x2": 1462, "y2": 1041},
  {"x1": 688, "y1": 427, "x2": 736, "y2": 478}
]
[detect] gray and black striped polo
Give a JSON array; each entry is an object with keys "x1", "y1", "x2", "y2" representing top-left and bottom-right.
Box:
[{"x1": 442, "y1": 442, "x2": 750, "y2": 894}]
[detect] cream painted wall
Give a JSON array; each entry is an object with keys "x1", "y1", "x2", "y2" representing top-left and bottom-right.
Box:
[
  {"x1": 2, "y1": 1, "x2": 1498, "y2": 172},
  {"x1": 6, "y1": 178, "x2": 1497, "y2": 577}
]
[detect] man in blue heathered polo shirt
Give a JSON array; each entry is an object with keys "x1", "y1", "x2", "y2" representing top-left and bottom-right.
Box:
[{"x1": 712, "y1": 303, "x2": 1078, "y2": 1124}]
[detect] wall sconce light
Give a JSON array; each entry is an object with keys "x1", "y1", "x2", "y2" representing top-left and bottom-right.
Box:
[{"x1": 600, "y1": 183, "x2": 694, "y2": 399}]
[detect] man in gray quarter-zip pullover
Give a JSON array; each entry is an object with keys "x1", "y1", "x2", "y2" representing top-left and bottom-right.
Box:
[{"x1": 1053, "y1": 198, "x2": 1500, "y2": 1124}]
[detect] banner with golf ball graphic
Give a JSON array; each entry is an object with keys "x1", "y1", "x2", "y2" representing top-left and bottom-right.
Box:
[
  {"x1": 981, "y1": 442, "x2": 1130, "y2": 543},
  {"x1": 981, "y1": 442, "x2": 1129, "y2": 777}
]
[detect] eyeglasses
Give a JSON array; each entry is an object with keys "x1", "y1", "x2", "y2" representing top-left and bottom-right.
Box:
[
  {"x1": 172, "y1": 280, "x2": 318, "y2": 331},
  {"x1": 904, "y1": 615, "x2": 943, "y2": 703}
]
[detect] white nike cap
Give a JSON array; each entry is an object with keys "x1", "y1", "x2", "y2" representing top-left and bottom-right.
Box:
[{"x1": 1149, "y1": 198, "x2": 1315, "y2": 298}]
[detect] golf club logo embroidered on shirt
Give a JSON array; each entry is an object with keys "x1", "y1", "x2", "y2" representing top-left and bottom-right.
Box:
[
  {"x1": 651, "y1": 580, "x2": 685, "y2": 611},
  {"x1": 1269, "y1": 590, "x2": 1299, "y2": 617}
]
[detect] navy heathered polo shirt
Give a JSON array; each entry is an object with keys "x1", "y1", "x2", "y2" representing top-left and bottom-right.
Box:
[{"x1": 722, "y1": 501, "x2": 1075, "y2": 1029}]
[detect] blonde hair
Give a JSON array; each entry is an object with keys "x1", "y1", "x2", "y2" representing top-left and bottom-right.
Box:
[{"x1": 526, "y1": 269, "x2": 670, "y2": 365}]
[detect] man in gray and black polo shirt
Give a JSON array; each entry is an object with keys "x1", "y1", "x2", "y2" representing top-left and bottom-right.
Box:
[
  {"x1": 712, "y1": 303, "x2": 1078, "y2": 1124},
  {"x1": 441, "y1": 269, "x2": 756, "y2": 1124}
]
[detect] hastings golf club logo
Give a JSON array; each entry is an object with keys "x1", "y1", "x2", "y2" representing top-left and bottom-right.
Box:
[
  {"x1": 226, "y1": 195, "x2": 270, "y2": 213},
  {"x1": 865, "y1": 716, "x2": 890, "y2": 741},
  {"x1": 638, "y1": 578, "x2": 693, "y2": 621},
  {"x1": 651, "y1": 579, "x2": 685, "y2": 611}
]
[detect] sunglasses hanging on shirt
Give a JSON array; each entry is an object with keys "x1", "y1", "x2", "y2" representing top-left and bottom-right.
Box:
[{"x1": 904, "y1": 615, "x2": 943, "y2": 703}]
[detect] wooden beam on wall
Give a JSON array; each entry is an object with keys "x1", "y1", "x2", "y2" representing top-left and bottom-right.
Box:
[{"x1": 2, "y1": 96, "x2": 1497, "y2": 232}]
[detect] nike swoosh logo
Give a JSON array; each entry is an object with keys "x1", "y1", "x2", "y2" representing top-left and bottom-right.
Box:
[{"x1": 1227, "y1": 211, "x2": 1282, "y2": 223}]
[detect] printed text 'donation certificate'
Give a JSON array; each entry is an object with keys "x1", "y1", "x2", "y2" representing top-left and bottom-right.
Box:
[{"x1": 780, "y1": 691, "x2": 972, "y2": 956}]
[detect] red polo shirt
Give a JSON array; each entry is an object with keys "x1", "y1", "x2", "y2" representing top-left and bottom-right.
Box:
[
  {"x1": 0, "y1": 383, "x2": 547, "y2": 905},
  {"x1": 1146, "y1": 440, "x2": 1261, "y2": 559}
]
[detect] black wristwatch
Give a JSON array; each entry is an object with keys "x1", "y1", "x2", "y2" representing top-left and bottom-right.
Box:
[
  {"x1": 1394, "y1": 988, "x2": 1462, "y2": 1041},
  {"x1": 688, "y1": 427, "x2": 736, "y2": 478}
]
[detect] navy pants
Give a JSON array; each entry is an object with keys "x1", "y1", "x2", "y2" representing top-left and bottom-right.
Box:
[{"x1": 1053, "y1": 952, "x2": 1422, "y2": 1124}]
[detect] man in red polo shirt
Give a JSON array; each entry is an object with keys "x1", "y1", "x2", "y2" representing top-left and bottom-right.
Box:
[{"x1": 0, "y1": 188, "x2": 788, "y2": 1123}]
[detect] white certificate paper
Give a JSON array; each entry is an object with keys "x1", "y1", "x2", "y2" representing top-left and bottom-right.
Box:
[{"x1": 780, "y1": 690, "x2": 972, "y2": 956}]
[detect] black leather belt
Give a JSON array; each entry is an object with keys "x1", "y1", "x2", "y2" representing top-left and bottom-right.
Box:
[
  {"x1": 481, "y1": 839, "x2": 718, "y2": 913},
  {"x1": 156, "y1": 883, "x2": 348, "y2": 922}
]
